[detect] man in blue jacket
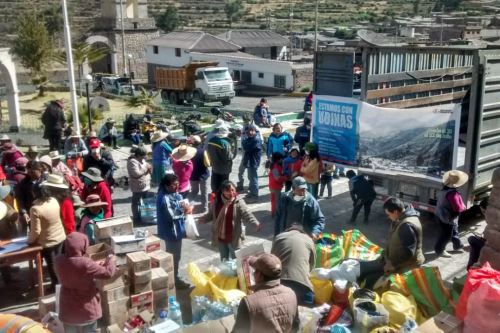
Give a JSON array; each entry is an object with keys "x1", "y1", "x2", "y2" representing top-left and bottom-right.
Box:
[
  {"x1": 347, "y1": 170, "x2": 377, "y2": 224},
  {"x1": 241, "y1": 124, "x2": 262, "y2": 201},
  {"x1": 275, "y1": 177, "x2": 325, "y2": 238}
]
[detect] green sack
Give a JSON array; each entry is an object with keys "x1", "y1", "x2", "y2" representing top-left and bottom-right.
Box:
[
  {"x1": 315, "y1": 233, "x2": 344, "y2": 268},
  {"x1": 342, "y1": 229, "x2": 383, "y2": 261}
]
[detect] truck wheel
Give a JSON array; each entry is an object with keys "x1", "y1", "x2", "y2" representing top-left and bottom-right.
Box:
[
  {"x1": 193, "y1": 91, "x2": 204, "y2": 106},
  {"x1": 222, "y1": 98, "x2": 231, "y2": 106},
  {"x1": 169, "y1": 92, "x2": 178, "y2": 105}
]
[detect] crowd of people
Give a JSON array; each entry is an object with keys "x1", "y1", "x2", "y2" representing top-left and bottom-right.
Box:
[{"x1": 0, "y1": 97, "x2": 478, "y2": 332}]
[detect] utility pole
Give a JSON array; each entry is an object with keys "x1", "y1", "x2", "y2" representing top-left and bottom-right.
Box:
[
  {"x1": 61, "y1": 0, "x2": 80, "y2": 135},
  {"x1": 289, "y1": 0, "x2": 294, "y2": 61},
  {"x1": 120, "y1": 0, "x2": 127, "y2": 76},
  {"x1": 314, "y1": 0, "x2": 319, "y2": 51}
]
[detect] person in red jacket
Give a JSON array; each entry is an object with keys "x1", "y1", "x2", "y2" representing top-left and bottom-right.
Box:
[
  {"x1": 55, "y1": 232, "x2": 116, "y2": 333},
  {"x1": 81, "y1": 167, "x2": 113, "y2": 218},
  {"x1": 269, "y1": 152, "x2": 288, "y2": 217},
  {"x1": 41, "y1": 174, "x2": 76, "y2": 235}
]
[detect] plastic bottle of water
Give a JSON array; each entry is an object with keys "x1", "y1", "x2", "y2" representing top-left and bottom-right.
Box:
[
  {"x1": 400, "y1": 318, "x2": 418, "y2": 333},
  {"x1": 167, "y1": 296, "x2": 183, "y2": 327},
  {"x1": 156, "y1": 310, "x2": 168, "y2": 324}
]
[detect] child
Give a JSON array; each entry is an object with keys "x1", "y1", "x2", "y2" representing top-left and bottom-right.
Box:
[
  {"x1": 300, "y1": 142, "x2": 322, "y2": 198},
  {"x1": 283, "y1": 147, "x2": 302, "y2": 192},
  {"x1": 268, "y1": 152, "x2": 288, "y2": 217},
  {"x1": 78, "y1": 194, "x2": 108, "y2": 245},
  {"x1": 320, "y1": 162, "x2": 335, "y2": 198}
]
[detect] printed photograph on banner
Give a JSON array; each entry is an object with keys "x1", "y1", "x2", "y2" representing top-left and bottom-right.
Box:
[
  {"x1": 358, "y1": 103, "x2": 461, "y2": 179},
  {"x1": 312, "y1": 95, "x2": 360, "y2": 165}
]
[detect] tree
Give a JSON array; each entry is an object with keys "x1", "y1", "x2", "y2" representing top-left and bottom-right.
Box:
[
  {"x1": 41, "y1": 4, "x2": 63, "y2": 38},
  {"x1": 433, "y1": 0, "x2": 463, "y2": 12},
  {"x1": 225, "y1": 0, "x2": 244, "y2": 28},
  {"x1": 155, "y1": 5, "x2": 180, "y2": 32},
  {"x1": 10, "y1": 12, "x2": 54, "y2": 96},
  {"x1": 127, "y1": 87, "x2": 159, "y2": 109}
]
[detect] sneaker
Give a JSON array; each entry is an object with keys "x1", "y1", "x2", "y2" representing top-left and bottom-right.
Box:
[{"x1": 438, "y1": 250, "x2": 452, "y2": 258}]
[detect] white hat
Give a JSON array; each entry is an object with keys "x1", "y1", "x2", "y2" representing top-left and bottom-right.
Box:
[
  {"x1": 172, "y1": 144, "x2": 197, "y2": 162},
  {"x1": 213, "y1": 119, "x2": 228, "y2": 130},
  {"x1": 0, "y1": 135, "x2": 10, "y2": 141},
  {"x1": 41, "y1": 174, "x2": 69, "y2": 189},
  {"x1": 443, "y1": 170, "x2": 469, "y2": 188},
  {"x1": 151, "y1": 131, "x2": 168, "y2": 143},
  {"x1": 49, "y1": 151, "x2": 63, "y2": 160}
]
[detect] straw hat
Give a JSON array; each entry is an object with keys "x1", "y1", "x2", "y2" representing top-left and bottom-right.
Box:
[
  {"x1": 82, "y1": 167, "x2": 104, "y2": 182},
  {"x1": 54, "y1": 99, "x2": 65, "y2": 109},
  {"x1": 105, "y1": 118, "x2": 116, "y2": 124},
  {"x1": 39, "y1": 155, "x2": 52, "y2": 167},
  {"x1": 151, "y1": 131, "x2": 168, "y2": 143},
  {"x1": 49, "y1": 151, "x2": 63, "y2": 160},
  {"x1": 0, "y1": 185, "x2": 11, "y2": 200},
  {"x1": 72, "y1": 194, "x2": 84, "y2": 207},
  {"x1": 0, "y1": 134, "x2": 10, "y2": 141},
  {"x1": 70, "y1": 131, "x2": 81, "y2": 138},
  {"x1": 82, "y1": 194, "x2": 108, "y2": 208},
  {"x1": 172, "y1": 144, "x2": 196, "y2": 162},
  {"x1": 41, "y1": 174, "x2": 69, "y2": 189},
  {"x1": 0, "y1": 201, "x2": 8, "y2": 220},
  {"x1": 443, "y1": 170, "x2": 469, "y2": 188},
  {"x1": 27, "y1": 145, "x2": 38, "y2": 154}
]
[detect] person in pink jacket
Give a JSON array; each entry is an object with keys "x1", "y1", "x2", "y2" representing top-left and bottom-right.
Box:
[
  {"x1": 55, "y1": 232, "x2": 116, "y2": 333},
  {"x1": 172, "y1": 144, "x2": 196, "y2": 198}
]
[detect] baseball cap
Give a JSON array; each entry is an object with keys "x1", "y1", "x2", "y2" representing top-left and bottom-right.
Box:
[
  {"x1": 292, "y1": 176, "x2": 307, "y2": 190},
  {"x1": 248, "y1": 253, "x2": 282, "y2": 280},
  {"x1": 89, "y1": 138, "x2": 101, "y2": 149}
]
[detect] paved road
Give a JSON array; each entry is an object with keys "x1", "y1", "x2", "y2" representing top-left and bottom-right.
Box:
[{"x1": 229, "y1": 95, "x2": 305, "y2": 114}]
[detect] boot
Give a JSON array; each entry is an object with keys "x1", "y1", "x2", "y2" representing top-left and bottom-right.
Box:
[{"x1": 236, "y1": 182, "x2": 244, "y2": 192}]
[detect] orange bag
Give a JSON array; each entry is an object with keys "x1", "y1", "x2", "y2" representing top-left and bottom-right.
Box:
[{"x1": 66, "y1": 156, "x2": 84, "y2": 173}]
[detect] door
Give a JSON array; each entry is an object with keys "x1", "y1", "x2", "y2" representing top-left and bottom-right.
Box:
[
  {"x1": 271, "y1": 46, "x2": 278, "y2": 59},
  {"x1": 241, "y1": 71, "x2": 252, "y2": 84},
  {"x1": 232, "y1": 70, "x2": 241, "y2": 81}
]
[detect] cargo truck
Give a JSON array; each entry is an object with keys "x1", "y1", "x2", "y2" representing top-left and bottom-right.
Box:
[
  {"x1": 313, "y1": 47, "x2": 500, "y2": 211},
  {"x1": 155, "y1": 62, "x2": 235, "y2": 106}
]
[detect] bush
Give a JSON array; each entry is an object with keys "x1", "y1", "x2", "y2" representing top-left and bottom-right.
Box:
[
  {"x1": 300, "y1": 87, "x2": 311, "y2": 92},
  {"x1": 66, "y1": 103, "x2": 104, "y2": 130}
]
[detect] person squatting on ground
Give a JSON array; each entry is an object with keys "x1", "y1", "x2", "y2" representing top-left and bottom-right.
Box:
[
  {"x1": 434, "y1": 170, "x2": 468, "y2": 258},
  {"x1": 202, "y1": 180, "x2": 261, "y2": 261},
  {"x1": 346, "y1": 170, "x2": 377, "y2": 224},
  {"x1": 99, "y1": 118, "x2": 120, "y2": 149},
  {"x1": 358, "y1": 197, "x2": 424, "y2": 289},
  {"x1": 232, "y1": 253, "x2": 299, "y2": 333}
]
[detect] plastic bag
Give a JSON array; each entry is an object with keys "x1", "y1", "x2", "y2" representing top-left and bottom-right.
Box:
[
  {"x1": 41, "y1": 312, "x2": 65, "y2": 333},
  {"x1": 139, "y1": 197, "x2": 157, "y2": 224},
  {"x1": 185, "y1": 214, "x2": 199, "y2": 239},
  {"x1": 188, "y1": 263, "x2": 212, "y2": 298},
  {"x1": 349, "y1": 287, "x2": 380, "y2": 310},
  {"x1": 353, "y1": 299, "x2": 389, "y2": 333},
  {"x1": 310, "y1": 277, "x2": 333, "y2": 305},
  {"x1": 455, "y1": 261, "x2": 500, "y2": 320},
  {"x1": 463, "y1": 278, "x2": 500, "y2": 332},
  {"x1": 380, "y1": 291, "x2": 417, "y2": 329},
  {"x1": 342, "y1": 229, "x2": 383, "y2": 261}
]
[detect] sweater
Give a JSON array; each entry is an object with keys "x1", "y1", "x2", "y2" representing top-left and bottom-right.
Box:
[
  {"x1": 300, "y1": 157, "x2": 321, "y2": 184},
  {"x1": 269, "y1": 164, "x2": 287, "y2": 190},
  {"x1": 60, "y1": 198, "x2": 76, "y2": 235},
  {"x1": 127, "y1": 157, "x2": 151, "y2": 193},
  {"x1": 267, "y1": 132, "x2": 293, "y2": 158},
  {"x1": 172, "y1": 159, "x2": 193, "y2": 193},
  {"x1": 28, "y1": 197, "x2": 66, "y2": 248},
  {"x1": 81, "y1": 182, "x2": 113, "y2": 218},
  {"x1": 242, "y1": 135, "x2": 262, "y2": 169},
  {"x1": 275, "y1": 191, "x2": 325, "y2": 237}
]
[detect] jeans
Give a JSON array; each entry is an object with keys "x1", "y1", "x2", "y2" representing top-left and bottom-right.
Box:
[
  {"x1": 359, "y1": 259, "x2": 385, "y2": 289},
  {"x1": 42, "y1": 242, "x2": 64, "y2": 287},
  {"x1": 211, "y1": 173, "x2": 229, "y2": 193},
  {"x1": 320, "y1": 178, "x2": 333, "y2": 197},
  {"x1": 131, "y1": 191, "x2": 151, "y2": 224},
  {"x1": 434, "y1": 222, "x2": 463, "y2": 254},
  {"x1": 64, "y1": 322, "x2": 97, "y2": 333},
  {"x1": 164, "y1": 239, "x2": 183, "y2": 281},
  {"x1": 467, "y1": 235, "x2": 486, "y2": 269},
  {"x1": 307, "y1": 183, "x2": 319, "y2": 199},
  {"x1": 247, "y1": 166, "x2": 259, "y2": 196},
  {"x1": 238, "y1": 161, "x2": 246, "y2": 186},
  {"x1": 130, "y1": 133, "x2": 141, "y2": 145},
  {"x1": 190, "y1": 179, "x2": 209, "y2": 209},
  {"x1": 281, "y1": 279, "x2": 314, "y2": 306},
  {"x1": 351, "y1": 198, "x2": 374, "y2": 222},
  {"x1": 218, "y1": 242, "x2": 236, "y2": 261}
]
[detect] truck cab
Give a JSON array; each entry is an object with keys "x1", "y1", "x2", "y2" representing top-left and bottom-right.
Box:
[{"x1": 194, "y1": 67, "x2": 235, "y2": 105}]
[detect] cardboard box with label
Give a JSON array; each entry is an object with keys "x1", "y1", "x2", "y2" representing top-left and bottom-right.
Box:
[
  {"x1": 101, "y1": 297, "x2": 129, "y2": 326},
  {"x1": 418, "y1": 312, "x2": 463, "y2": 333},
  {"x1": 95, "y1": 216, "x2": 133, "y2": 240},
  {"x1": 85, "y1": 243, "x2": 113, "y2": 261},
  {"x1": 112, "y1": 235, "x2": 146, "y2": 254},
  {"x1": 148, "y1": 250, "x2": 174, "y2": 272},
  {"x1": 96, "y1": 268, "x2": 125, "y2": 291},
  {"x1": 133, "y1": 270, "x2": 152, "y2": 284},
  {"x1": 151, "y1": 267, "x2": 169, "y2": 290},
  {"x1": 127, "y1": 251, "x2": 151, "y2": 272},
  {"x1": 130, "y1": 290, "x2": 154, "y2": 308},
  {"x1": 101, "y1": 285, "x2": 129, "y2": 304},
  {"x1": 145, "y1": 235, "x2": 161, "y2": 253}
]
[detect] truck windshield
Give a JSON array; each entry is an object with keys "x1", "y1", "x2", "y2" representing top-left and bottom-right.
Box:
[{"x1": 204, "y1": 70, "x2": 231, "y2": 82}]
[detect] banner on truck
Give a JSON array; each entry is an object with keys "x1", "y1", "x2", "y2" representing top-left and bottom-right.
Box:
[{"x1": 312, "y1": 95, "x2": 461, "y2": 179}]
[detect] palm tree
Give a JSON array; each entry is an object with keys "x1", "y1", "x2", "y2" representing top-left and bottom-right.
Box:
[{"x1": 127, "y1": 87, "x2": 160, "y2": 110}]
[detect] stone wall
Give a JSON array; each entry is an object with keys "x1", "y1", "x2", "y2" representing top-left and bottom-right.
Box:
[
  {"x1": 293, "y1": 66, "x2": 313, "y2": 92},
  {"x1": 479, "y1": 167, "x2": 500, "y2": 270}
]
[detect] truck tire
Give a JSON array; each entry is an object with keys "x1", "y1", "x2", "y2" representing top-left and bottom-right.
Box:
[
  {"x1": 193, "y1": 90, "x2": 204, "y2": 106},
  {"x1": 222, "y1": 98, "x2": 231, "y2": 106},
  {"x1": 169, "y1": 92, "x2": 178, "y2": 105}
]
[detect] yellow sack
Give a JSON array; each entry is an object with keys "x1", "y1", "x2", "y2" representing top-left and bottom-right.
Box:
[
  {"x1": 370, "y1": 327, "x2": 398, "y2": 333},
  {"x1": 381, "y1": 291, "x2": 418, "y2": 329},
  {"x1": 209, "y1": 280, "x2": 246, "y2": 304},
  {"x1": 188, "y1": 263, "x2": 212, "y2": 298},
  {"x1": 310, "y1": 277, "x2": 333, "y2": 305},
  {"x1": 211, "y1": 274, "x2": 238, "y2": 291},
  {"x1": 348, "y1": 287, "x2": 380, "y2": 309}
]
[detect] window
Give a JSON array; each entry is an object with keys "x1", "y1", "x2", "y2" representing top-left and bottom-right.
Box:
[
  {"x1": 175, "y1": 48, "x2": 181, "y2": 57},
  {"x1": 258, "y1": 73, "x2": 264, "y2": 79},
  {"x1": 153, "y1": 45, "x2": 158, "y2": 54},
  {"x1": 274, "y1": 75, "x2": 286, "y2": 89}
]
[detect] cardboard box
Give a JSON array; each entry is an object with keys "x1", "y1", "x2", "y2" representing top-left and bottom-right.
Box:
[
  {"x1": 38, "y1": 294, "x2": 56, "y2": 317},
  {"x1": 418, "y1": 312, "x2": 463, "y2": 333},
  {"x1": 130, "y1": 290, "x2": 153, "y2": 308},
  {"x1": 96, "y1": 268, "x2": 125, "y2": 291},
  {"x1": 167, "y1": 270, "x2": 175, "y2": 289},
  {"x1": 132, "y1": 280, "x2": 152, "y2": 294},
  {"x1": 102, "y1": 297, "x2": 129, "y2": 326},
  {"x1": 145, "y1": 235, "x2": 161, "y2": 253},
  {"x1": 151, "y1": 268, "x2": 169, "y2": 290},
  {"x1": 101, "y1": 286, "x2": 129, "y2": 304},
  {"x1": 147, "y1": 319, "x2": 181, "y2": 333},
  {"x1": 148, "y1": 250, "x2": 174, "y2": 271},
  {"x1": 133, "y1": 270, "x2": 152, "y2": 284},
  {"x1": 106, "y1": 324, "x2": 122, "y2": 333},
  {"x1": 182, "y1": 315, "x2": 235, "y2": 333},
  {"x1": 153, "y1": 287, "x2": 169, "y2": 301},
  {"x1": 86, "y1": 243, "x2": 113, "y2": 261},
  {"x1": 127, "y1": 251, "x2": 151, "y2": 272},
  {"x1": 115, "y1": 253, "x2": 128, "y2": 266},
  {"x1": 95, "y1": 216, "x2": 133, "y2": 239},
  {"x1": 112, "y1": 235, "x2": 146, "y2": 254}
]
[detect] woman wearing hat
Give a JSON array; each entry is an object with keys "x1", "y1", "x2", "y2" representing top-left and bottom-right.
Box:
[
  {"x1": 15, "y1": 161, "x2": 45, "y2": 233},
  {"x1": 7, "y1": 156, "x2": 29, "y2": 186},
  {"x1": 127, "y1": 147, "x2": 152, "y2": 224},
  {"x1": 172, "y1": 144, "x2": 196, "y2": 198},
  {"x1": 83, "y1": 138, "x2": 116, "y2": 187},
  {"x1": 78, "y1": 194, "x2": 108, "y2": 245},
  {"x1": 28, "y1": 176, "x2": 67, "y2": 292},
  {"x1": 41, "y1": 174, "x2": 75, "y2": 235},
  {"x1": 1, "y1": 142, "x2": 24, "y2": 174},
  {"x1": 151, "y1": 131, "x2": 173, "y2": 185},
  {"x1": 434, "y1": 170, "x2": 469, "y2": 258},
  {"x1": 63, "y1": 131, "x2": 89, "y2": 160},
  {"x1": 81, "y1": 167, "x2": 113, "y2": 218},
  {"x1": 49, "y1": 151, "x2": 73, "y2": 177},
  {"x1": 99, "y1": 118, "x2": 119, "y2": 149}
]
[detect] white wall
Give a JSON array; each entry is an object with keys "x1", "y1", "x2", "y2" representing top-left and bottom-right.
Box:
[
  {"x1": 243, "y1": 46, "x2": 288, "y2": 60},
  {"x1": 145, "y1": 45, "x2": 191, "y2": 68}
]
